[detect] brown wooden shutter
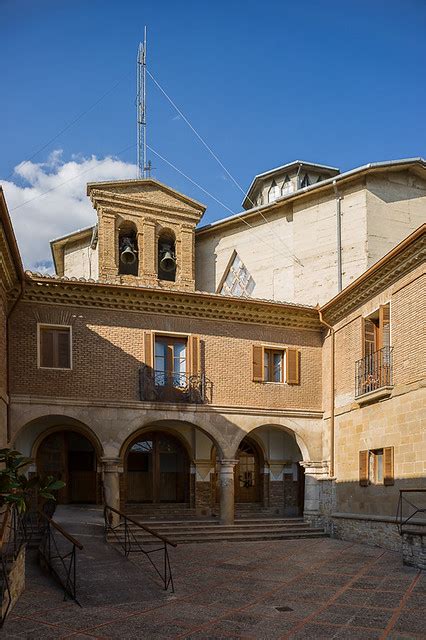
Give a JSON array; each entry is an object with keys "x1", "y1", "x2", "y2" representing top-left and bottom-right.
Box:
[
  {"x1": 363, "y1": 317, "x2": 376, "y2": 357},
  {"x1": 378, "y1": 304, "x2": 391, "y2": 350},
  {"x1": 57, "y1": 330, "x2": 71, "y2": 368},
  {"x1": 359, "y1": 450, "x2": 369, "y2": 486},
  {"x1": 286, "y1": 348, "x2": 300, "y2": 385},
  {"x1": 40, "y1": 329, "x2": 54, "y2": 368},
  {"x1": 383, "y1": 447, "x2": 394, "y2": 486},
  {"x1": 252, "y1": 345, "x2": 264, "y2": 382},
  {"x1": 189, "y1": 335, "x2": 200, "y2": 376},
  {"x1": 144, "y1": 331, "x2": 154, "y2": 368}
]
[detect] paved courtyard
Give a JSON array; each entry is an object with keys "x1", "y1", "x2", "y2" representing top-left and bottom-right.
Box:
[{"x1": 3, "y1": 507, "x2": 425, "y2": 639}]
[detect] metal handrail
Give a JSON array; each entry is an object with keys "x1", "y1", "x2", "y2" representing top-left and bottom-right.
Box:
[
  {"x1": 104, "y1": 504, "x2": 176, "y2": 592},
  {"x1": 355, "y1": 346, "x2": 393, "y2": 397},
  {"x1": 139, "y1": 366, "x2": 212, "y2": 403},
  {"x1": 396, "y1": 488, "x2": 426, "y2": 535},
  {"x1": 37, "y1": 509, "x2": 83, "y2": 605}
]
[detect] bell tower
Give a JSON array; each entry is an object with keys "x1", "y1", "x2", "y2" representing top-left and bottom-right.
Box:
[{"x1": 87, "y1": 178, "x2": 205, "y2": 291}]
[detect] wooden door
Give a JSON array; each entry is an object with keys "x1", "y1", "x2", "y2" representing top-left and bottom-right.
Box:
[
  {"x1": 37, "y1": 432, "x2": 69, "y2": 504},
  {"x1": 235, "y1": 442, "x2": 260, "y2": 503}
]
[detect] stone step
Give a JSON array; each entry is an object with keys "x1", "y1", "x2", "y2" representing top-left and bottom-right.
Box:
[
  {"x1": 122, "y1": 518, "x2": 307, "y2": 530},
  {"x1": 108, "y1": 528, "x2": 327, "y2": 544}
]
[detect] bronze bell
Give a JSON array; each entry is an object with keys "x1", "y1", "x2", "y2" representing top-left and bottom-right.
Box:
[
  {"x1": 160, "y1": 246, "x2": 176, "y2": 272},
  {"x1": 120, "y1": 238, "x2": 137, "y2": 265}
]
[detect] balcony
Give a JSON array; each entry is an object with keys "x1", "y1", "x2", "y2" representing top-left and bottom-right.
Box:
[
  {"x1": 355, "y1": 346, "x2": 393, "y2": 400},
  {"x1": 139, "y1": 366, "x2": 212, "y2": 404}
]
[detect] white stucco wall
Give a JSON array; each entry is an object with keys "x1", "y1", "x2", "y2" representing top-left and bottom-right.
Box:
[{"x1": 64, "y1": 238, "x2": 99, "y2": 279}]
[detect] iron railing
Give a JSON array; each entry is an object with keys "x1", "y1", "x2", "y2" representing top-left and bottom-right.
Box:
[
  {"x1": 139, "y1": 366, "x2": 212, "y2": 403},
  {"x1": 0, "y1": 505, "x2": 28, "y2": 626},
  {"x1": 355, "y1": 346, "x2": 393, "y2": 397},
  {"x1": 396, "y1": 489, "x2": 426, "y2": 534},
  {"x1": 37, "y1": 509, "x2": 83, "y2": 605},
  {"x1": 104, "y1": 504, "x2": 176, "y2": 592}
]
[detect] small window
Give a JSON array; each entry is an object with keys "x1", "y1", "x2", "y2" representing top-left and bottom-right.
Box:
[
  {"x1": 281, "y1": 175, "x2": 293, "y2": 196},
  {"x1": 39, "y1": 326, "x2": 71, "y2": 369},
  {"x1": 301, "y1": 173, "x2": 310, "y2": 188},
  {"x1": 359, "y1": 447, "x2": 394, "y2": 486},
  {"x1": 268, "y1": 180, "x2": 280, "y2": 203},
  {"x1": 264, "y1": 349, "x2": 284, "y2": 383}
]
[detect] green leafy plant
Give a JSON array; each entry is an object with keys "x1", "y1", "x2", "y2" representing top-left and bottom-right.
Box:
[{"x1": 0, "y1": 448, "x2": 65, "y2": 513}]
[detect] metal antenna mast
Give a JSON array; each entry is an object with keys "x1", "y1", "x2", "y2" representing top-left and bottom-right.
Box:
[{"x1": 137, "y1": 27, "x2": 149, "y2": 178}]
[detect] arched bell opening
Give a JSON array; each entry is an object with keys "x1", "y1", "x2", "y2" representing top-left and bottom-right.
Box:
[
  {"x1": 124, "y1": 431, "x2": 190, "y2": 505},
  {"x1": 118, "y1": 221, "x2": 139, "y2": 276},
  {"x1": 157, "y1": 230, "x2": 176, "y2": 282},
  {"x1": 36, "y1": 430, "x2": 99, "y2": 505}
]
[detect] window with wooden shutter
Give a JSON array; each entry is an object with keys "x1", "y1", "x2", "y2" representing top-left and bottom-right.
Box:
[
  {"x1": 378, "y1": 304, "x2": 391, "y2": 350},
  {"x1": 286, "y1": 348, "x2": 300, "y2": 385},
  {"x1": 144, "y1": 331, "x2": 154, "y2": 369},
  {"x1": 383, "y1": 446, "x2": 394, "y2": 486},
  {"x1": 252, "y1": 345, "x2": 264, "y2": 382},
  {"x1": 189, "y1": 335, "x2": 200, "y2": 376},
  {"x1": 359, "y1": 450, "x2": 369, "y2": 486},
  {"x1": 362, "y1": 317, "x2": 377, "y2": 357},
  {"x1": 39, "y1": 326, "x2": 71, "y2": 369}
]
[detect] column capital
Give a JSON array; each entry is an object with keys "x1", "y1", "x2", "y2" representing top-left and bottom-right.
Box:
[
  {"x1": 101, "y1": 457, "x2": 123, "y2": 473},
  {"x1": 299, "y1": 460, "x2": 329, "y2": 478},
  {"x1": 220, "y1": 459, "x2": 239, "y2": 468}
]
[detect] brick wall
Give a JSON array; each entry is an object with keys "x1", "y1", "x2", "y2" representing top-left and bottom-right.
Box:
[
  {"x1": 0, "y1": 287, "x2": 8, "y2": 446},
  {"x1": 9, "y1": 302, "x2": 323, "y2": 411}
]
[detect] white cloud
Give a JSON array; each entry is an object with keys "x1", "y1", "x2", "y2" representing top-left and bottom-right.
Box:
[{"x1": 1, "y1": 151, "x2": 137, "y2": 272}]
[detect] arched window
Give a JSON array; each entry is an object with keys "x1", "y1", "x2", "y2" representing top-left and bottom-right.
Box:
[
  {"x1": 301, "y1": 173, "x2": 310, "y2": 188},
  {"x1": 158, "y1": 231, "x2": 176, "y2": 282},
  {"x1": 118, "y1": 222, "x2": 138, "y2": 276},
  {"x1": 268, "y1": 180, "x2": 280, "y2": 203},
  {"x1": 281, "y1": 175, "x2": 293, "y2": 196}
]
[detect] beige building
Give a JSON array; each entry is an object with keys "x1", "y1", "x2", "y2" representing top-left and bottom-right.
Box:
[{"x1": 1, "y1": 155, "x2": 425, "y2": 550}]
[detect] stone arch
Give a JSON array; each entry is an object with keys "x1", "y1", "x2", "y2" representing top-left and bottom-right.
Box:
[
  {"x1": 13, "y1": 414, "x2": 104, "y2": 461},
  {"x1": 231, "y1": 421, "x2": 311, "y2": 463}
]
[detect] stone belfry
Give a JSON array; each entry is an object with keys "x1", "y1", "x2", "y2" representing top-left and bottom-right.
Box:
[{"x1": 87, "y1": 178, "x2": 205, "y2": 291}]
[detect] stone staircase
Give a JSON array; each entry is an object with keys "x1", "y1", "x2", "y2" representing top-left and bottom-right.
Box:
[{"x1": 108, "y1": 515, "x2": 327, "y2": 545}]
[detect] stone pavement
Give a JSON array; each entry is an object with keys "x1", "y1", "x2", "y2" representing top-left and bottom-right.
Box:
[{"x1": 2, "y1": 506, "x2": 425, "y2": 639}]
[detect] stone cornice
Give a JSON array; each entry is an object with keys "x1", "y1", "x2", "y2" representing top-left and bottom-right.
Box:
[
  {"x1": 0, "y1": 188, "x2": 23, "y2": 293},
  {"x1": 10, "y1": 395, "x2": 323, "y2": 419},
  {"x1": 95, "y1": 192, "x2": 202, "y2": 225},
  {"x1": 320, "y1": 224, "x2": 426, "y2": 325},
  {"x1": 21, "y1": 273, "x2": 320, "y2": 330}
]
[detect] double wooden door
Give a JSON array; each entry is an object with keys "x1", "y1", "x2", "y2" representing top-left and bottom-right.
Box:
[
  {"x1": 126, "y1": 432, "x2": 189, "y2": 503},
  {"x1": 37, "y1": 431, "x2": 97, "y2": 504},
  {"x1": 235, "y1": 441, "x2": 261, "y2": 503}
]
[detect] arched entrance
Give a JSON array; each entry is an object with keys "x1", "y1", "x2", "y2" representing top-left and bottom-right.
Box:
[
  {"x1": 235, "y1": 438, "x2": 262, "y2": 503},
  {"x1": 125, "y1": 432, "x2": 190, "y2": 504},
  {"x1": 36, "y1": 431, "x2": 98, "y2": 504}
]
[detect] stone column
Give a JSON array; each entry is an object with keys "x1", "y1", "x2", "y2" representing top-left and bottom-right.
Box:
[
  {"x1": 98, "y1": 212, "x2": 118, "y2": 279},
  {"x1": 219, "y1": 459, "x2": 238, "y2": 525},
  {"x1": 102, "y1": 458, "x2": 123, "y2": 524}
]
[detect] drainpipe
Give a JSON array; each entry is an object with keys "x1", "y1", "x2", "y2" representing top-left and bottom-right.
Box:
[
  {"x1": 318, "y1": 307, "x2": 335, "y2": 478},
  {"x1": 333, "y1": 180, "x2": 343, "y2": 293},
  {"x1": 6, "y1": 278, "x2": 25, "y2": 444}
]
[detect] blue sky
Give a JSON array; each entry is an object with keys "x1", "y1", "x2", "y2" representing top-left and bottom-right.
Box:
[{"x1": 1, "y1": 0, "x2": 425, "y2": 269}]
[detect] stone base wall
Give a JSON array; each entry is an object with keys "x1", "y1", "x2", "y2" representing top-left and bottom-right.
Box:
[
  {"x1": 1, "y1": 546, "x2": 26, "y2": 621},
  {"x1": 195, "y1": 481, "x2": 212, "y2": 516},
  {"x1": 402, "y1": 532, "x2": 426, "y2": 570},
  {"x1": 331, "y1": 514, "x2": 402, "y2": 551}
]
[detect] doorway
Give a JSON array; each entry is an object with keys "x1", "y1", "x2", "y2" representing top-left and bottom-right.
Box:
[
  {"x1": 36, "y1": 431, "x2": 97, "y2": 504},
  {"x1": 126, "y1": 432, "x2": 189, "y2": 504},
  {"x1": 235, "y1": 439, "x2": 261, "y2": 503}
]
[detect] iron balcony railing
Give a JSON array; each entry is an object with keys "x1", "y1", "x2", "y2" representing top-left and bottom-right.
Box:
[
  {"x1": 139, "y1": 366, "x2": 212, "y2": 403},
  {"x1": 396, "y1": 489, "x2": 426, "y2": 534},
  {"x1": 355, "y1": 346, "x2": 393, "y2": 397}
]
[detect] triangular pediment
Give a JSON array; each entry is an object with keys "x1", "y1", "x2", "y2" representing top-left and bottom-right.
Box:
[{"x1": 87, "y1": 178, "x2": 206, "y2": 222}]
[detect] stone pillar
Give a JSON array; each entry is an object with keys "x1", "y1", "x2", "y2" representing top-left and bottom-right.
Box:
[
  {"x1": 141, "y1": 220, "x2": 158, "y2": 285},
  {"x1": 98, "y1": 212, "x2": 118, "y2": 279},
  {"x1": 300, "y1": 461, "x2": 330, "y2": 528},
  {"x1": 219, "y1": 459, "x2": 238, "y2": 525},
  {"x1": 102, "y1": 458, "x2": 123, "y2": 523},
  {"x1": 194, "y1": 461, "x2": 214, "y2": 516}
]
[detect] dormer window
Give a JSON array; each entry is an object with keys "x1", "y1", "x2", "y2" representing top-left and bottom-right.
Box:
[
  {"x1": 281, "y1": 175, "x2": 293, "y2": 196},
  {"x1": 301, "y1": 174, "x2": 310, "y2": 188},
  {"x1": 268, "y1": 180, "x2": 280, "y2": 203}
]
